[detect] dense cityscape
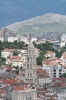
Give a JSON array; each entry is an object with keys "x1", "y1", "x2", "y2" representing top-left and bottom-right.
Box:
[
  {"x1": 0, "y1": 27, "x2": 66, "y2": 100},
  {"x1": 0, "y1": 0, "x2": 66, "y2": 100}
]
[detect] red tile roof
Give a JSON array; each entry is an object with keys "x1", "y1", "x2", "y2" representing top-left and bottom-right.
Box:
[
  {"x1": 37, "y1": 93, "x2": 42, "y2": 98},
  {"x1": 53, "y1": 77, "x2": 66, "y2": 82},
  {"x1": 37, "y1": 68, "x2": 49, "y2": 78},
  {"x1": 6, "y1": 67, "x2": 12, "y2": 71},
  {"x1": 42, "y1": 57, "x2": 59, "y2": 65},
  {"x1": 10, "y1": 56, "x2": 21, "y2": 61},
  {"x1": 14, "y1": 86, "x2": 24, "y2": 91},
  {"x1": 46, "y1": 51, "x2": 55, "y2": 55},
  {"x1": 2, "y1": 48, "x2": 15, "y2": 52},
  {"x1": 3, "y1": 78, "x2": 20, "y2": 85},
  {"x1": 0, "y1": 94, "x2": 4, "y2": 98},
  {"x1": 52, "y1": 81, "x2": 66, "y2": 88}
]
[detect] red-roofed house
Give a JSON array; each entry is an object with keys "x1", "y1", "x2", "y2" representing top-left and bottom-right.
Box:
[
  {"x1": 37, "y1": 68, "x2": 51, "y2": 88},
  {"x1": 3, "y1": 78, "x2": 21, "y2": 85},
  {"x1": 0, "y1": 91, "x2": 6, "y2": 100},
  {"x1": 6, "y1": 56, "x2": 25, "y2": 68},
  {"x1": 10, "y1": 86, "x2": 37, "y2": 100},
  {"x1": 44, "y1": 51, "x2": 55, "y2": 58},
  {"x1": 1, "y1": 48, "x2": 15, "y2": 58}
]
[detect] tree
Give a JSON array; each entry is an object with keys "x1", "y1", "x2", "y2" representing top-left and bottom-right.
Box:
[
  {"x1": 36, "y1": 55, "x2": 43, "y2": 65},
  {"x1": 15, "y1": 65, "x2": 19, "y2": 69},
  {"x1": 62, "y1": 73, "x2": 66, "y2": 78},
  {"x1": 1, "y1": 57, "x2": 6, "y2": 61},
  {"x1": 0, "y1": 60, "x2": 3, "y2": 66},
  {"x1": 14, "y1": 40, "x2": 17, "y2": 44},
  {"x1": 13, "y1": 50, "x2": 19, "y2": 56},
  {"x1": 55, "y1": 50, "x2": 60, "y2": 58}
]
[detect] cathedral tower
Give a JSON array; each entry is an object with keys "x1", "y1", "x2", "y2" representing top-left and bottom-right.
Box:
[{"x1": 25, "y1": 41, "x2": 37, "y2": 85}]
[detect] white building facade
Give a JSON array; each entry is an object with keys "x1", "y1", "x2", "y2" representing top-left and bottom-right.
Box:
[
  {"x1": 42, "y1": 63, "x2": 65, "y2": 78},
  {"x1": 7, "y1": 37, "x2": 18, "y2": 42},
  {"x1": 11, "y1": 87, "x2": 37, "y2": 100},
  {"x1": 1, "y1": 48, "x2": 14, "y2": 58}
]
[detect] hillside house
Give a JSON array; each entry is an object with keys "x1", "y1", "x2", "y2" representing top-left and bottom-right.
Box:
[
  {"x1": 37, "y1": 68, "x2": 51, "y2": 88},
  {"x1": 1, "y1": 48, "x2": 15, "y2": 58},
  {"x1": 44, "y1": 51, "x2": 55, "y2": 58}
]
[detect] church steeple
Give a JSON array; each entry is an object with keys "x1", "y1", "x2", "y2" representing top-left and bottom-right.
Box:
[
  {"x1": 28, "y1": 40, "x2": 34, "y2": 48},
  {"x1": 25, "y1": 40, "x2": 37, "y2": 85}
]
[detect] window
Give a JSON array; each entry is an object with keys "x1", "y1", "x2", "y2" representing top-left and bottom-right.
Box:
[
  {"x1": 53, "y1": 75, "x2": 56, "y2": 77},
  {"x1": 29, "y1": 50, "x2": 30, "y2": 54},
  {"x1": 27, "y1": 73, "x2": 29, "y2": 77},
  {"x1": 51, "y1": 70, "x2": 52, "y2": 72},
  {"x1": 30, "y1": 73, "x2": 32, "y2": 77},
  {"x1": 59, "y1": 69, "x2": 62, "y2": 72},
  {"x1": 27, "y1": 57, "x2": 29, "y2": 62},
  {"x1": 31, "y1": 50, "x2": 33, "y2": 53},
  {"x1": 27, "y1": 65, "x2": 29, "y2": 69},
  {"x1": 26, "y1": 97, "x2": 32, "y2": 100},
  {"x1": 53, "y1": 69, "x2": 56, "y2": 72},
  {"x1": 30, "y1": 57, "x2": 32, "y2": 62},
  {"x1": 34, "y1": 70, "x2": 35, "y2": 73},
  {"x1": 30, "y1": 65, "x2": 32, "y2": 70},
  {"x1": 43, "y1": 85, "x2": 44, "y2": 87}
]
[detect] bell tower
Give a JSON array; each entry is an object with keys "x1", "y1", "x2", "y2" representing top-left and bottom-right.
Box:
[{"x1": 25, "y1": 40, "x2": 37, "y2": 85}]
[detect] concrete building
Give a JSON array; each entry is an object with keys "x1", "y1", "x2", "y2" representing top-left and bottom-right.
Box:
[
  {"x1": 42, "y1": 58, "x2": 65, "y2": 78},
  {"x1": 7, "y1": 36, "x2": 18, "y2": 42},
  {"x1": 41, "y1": 31, "x2": 61, "y2": 41},
  {"x1": 60, "y1": 42, "x2": 65, "y2": 48},
  {"x1": 47, "y1": 78, "x2": 66, "y2": 100},
  {"x1": 61, "y1": 34, "x2": 66, "y2": 42},
  {"x1": 19, "y1": 36, "x2": 29, "y2": 44},
  {"x1": 0, "y1": 37, "x2": 4, "y2": 42},
  {"x1": 11, "y1": 86, "x2": 37, "y2": 100}
]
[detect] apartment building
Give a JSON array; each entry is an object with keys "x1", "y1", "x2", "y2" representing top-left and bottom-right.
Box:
[{"x1": 42, "y1": 58, "x2": 65, "y2": 78}]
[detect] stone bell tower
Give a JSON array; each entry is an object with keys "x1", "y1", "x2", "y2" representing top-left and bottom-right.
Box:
[{"x1": 25, "y1": 40, "x2": 37, "y2": 85}]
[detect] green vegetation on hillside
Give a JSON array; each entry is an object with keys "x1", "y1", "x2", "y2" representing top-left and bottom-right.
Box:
[
  {"x1": 0, "y1": 41, "x2": 66, "y2": 65},
  {"x1": 33, "y1": 42, "x2": 66, "y2": 65},
  {"x1": 0, "y1": 41, "x2": 27, "y2": 65},
  {"x1": 0, "y1": 41, "x2": 27, "y2": 50}
]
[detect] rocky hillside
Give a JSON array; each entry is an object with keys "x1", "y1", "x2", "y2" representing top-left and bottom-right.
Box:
[{"x1": 5, "y1": 13, "x2": 66, "y2": 36}]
